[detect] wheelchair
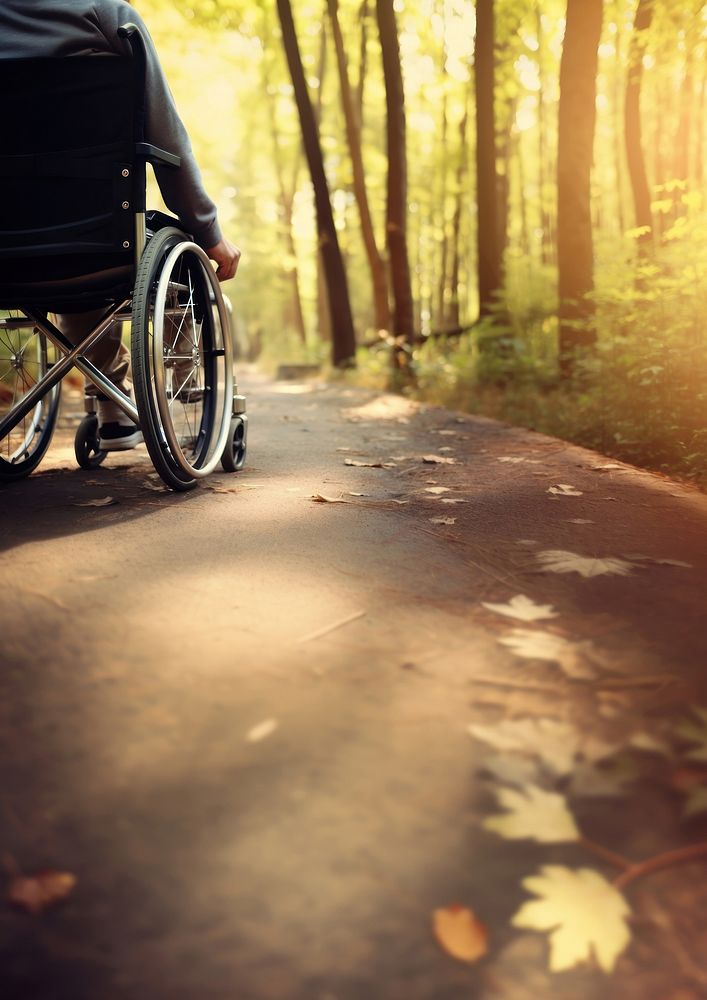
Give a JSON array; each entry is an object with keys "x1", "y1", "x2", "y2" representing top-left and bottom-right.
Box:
[{"x1": 0, "y1": 23, "x2": 247, "y2": 492}]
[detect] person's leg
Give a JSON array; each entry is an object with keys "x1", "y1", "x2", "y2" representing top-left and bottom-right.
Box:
[{"x1": 55, "y1": 310, "x2": 142, "y2": 450}]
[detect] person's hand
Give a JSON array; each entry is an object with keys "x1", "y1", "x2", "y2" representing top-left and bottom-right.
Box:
[{"x1": 205, "y1": 237, "x2": 241, "y2": 281}]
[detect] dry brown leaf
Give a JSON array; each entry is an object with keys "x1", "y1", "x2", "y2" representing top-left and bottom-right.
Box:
[
  {"x1": 536, "y1": 550, "x2": 633, "y2": 578},
  {"x1": 547, "y1": 484, "x2": 583, "y2": 497},
  {"x1": 310, "y1": 494, "x2": 352, "y2": 504},
  {"x1": 8, "y1": 870, "x2": 76, "y2": 914},
  {"x1": 482, "y1": 595, "x2": 558, "y2": 623},
  {"x1": 72, "y1": 496, "x2": 116, "y2": 508},
  {"x1": 432, "y1": 905, "x2": 489, "y2": 963},
  {"x1": 498, "y1": 629, "x2": 598, "y2": 680},
  {"x1": 344, "y1": 459, "x2": 391, "y2": 468},
  {"x1": 430, "y1": 517, "x2": 456, "y2": 525},
  {"x1": 422, "y1": 454, "x2": 457, "y2": 465}
]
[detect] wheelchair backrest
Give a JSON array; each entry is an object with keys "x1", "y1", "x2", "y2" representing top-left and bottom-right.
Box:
[{"x1": 0, "y1": 55, "x2": 139, "y2": 265}]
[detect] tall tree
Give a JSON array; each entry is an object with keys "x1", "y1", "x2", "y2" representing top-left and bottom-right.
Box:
[
  {"x1": 276, "y1": 0, "x2": 357, "y2": 367},
  {"x1": 376, "y1": 0, "x2": 415, "y2": 373},
  {"x1": 327, "y1": 0, "x2": 390, "y2": 336},
  {"x1": 475, "y1": 0, "x2": 502, "y2": 319},
  {"x1": 625, "y1": 0, "x2": 655, "y2": 253},
  {"x1": 557, "y1": 0, "x2": 603, "y2": 378}
]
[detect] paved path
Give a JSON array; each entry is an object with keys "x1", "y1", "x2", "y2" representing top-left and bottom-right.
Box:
[{"x1": 1, "y1": 372, "x2": 706, "y2": 999}]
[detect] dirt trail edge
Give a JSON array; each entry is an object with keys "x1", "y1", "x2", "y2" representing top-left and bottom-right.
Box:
[{"x1": 1, "y1": 371, "x2": 706, "y2": 1000}]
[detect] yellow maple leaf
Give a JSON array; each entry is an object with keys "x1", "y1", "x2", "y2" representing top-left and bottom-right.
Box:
[
  {"x1": 483, "y1": 784, "x2": 580, "y2": 843},
  {"x1": 512, "y1": 866, "x2": 632, "y2": 974}
]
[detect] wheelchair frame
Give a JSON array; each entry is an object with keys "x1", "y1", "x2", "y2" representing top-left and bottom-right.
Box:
[{"x1": 0, "y1": 23, "x2": 247, "y2": 491}]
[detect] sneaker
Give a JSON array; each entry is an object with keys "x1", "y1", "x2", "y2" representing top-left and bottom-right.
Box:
[{"x1": 98, "y1": 421, "x2": 144, "y2": 451}]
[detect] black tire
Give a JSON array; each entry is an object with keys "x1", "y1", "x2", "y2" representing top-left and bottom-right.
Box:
[
  {"x1": 74, "y1": 413, "x2": 107, "y2": 469},
  {"x1": 221, "y1": 415, "x2": 247, "y2": 473},
  {"x1": 131, "y1": 228, "x2": 198, "y2": 492},
  {"x1": 0, "y1": 317, "x2": 61, "y2": 483},
  {"x1": 131, "y1": 228, "x2": 232, "y2": 492}
]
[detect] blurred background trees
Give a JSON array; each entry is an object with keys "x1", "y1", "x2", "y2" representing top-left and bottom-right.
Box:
[{"x1": 138, "y1": 0, "x2": 707, "y2": 483}]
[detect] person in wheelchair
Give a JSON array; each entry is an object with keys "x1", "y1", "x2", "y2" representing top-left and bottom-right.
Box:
[{"x1": 0, "y1": 0, "x2": 242, "y2": 471}]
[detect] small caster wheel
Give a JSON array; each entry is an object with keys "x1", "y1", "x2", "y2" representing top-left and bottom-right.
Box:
[
  {"x1": 221, "y1": 414, "x2": 247, "y2": 473},
  {"x1": 75, "y1": 414, "x2": 107, "y2": 470}
]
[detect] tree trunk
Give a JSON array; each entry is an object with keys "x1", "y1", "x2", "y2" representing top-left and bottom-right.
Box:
[
  {"x1": 376, "y1": 0, "x2": 415, "y2": 374},
  {"x1": 475, "y1": 0, "x2": 502, "y2": 319},
  {"x1": 276, "y1": 0, "x2": 356, "y2": 367},
  {"x1": 557, "y1": 0, "x2": 603, "y2": 378},
  {"x1": 327, "y1": 0, "x2": 390, "y2": 335},
  {"x1": 449, "y1": 84, "x2": 471, "y2": 330},
  {"x1": 536, "y1": 1, "x2": 554, "y2": 266},
  {"x1": 436, "y1": 86, "x2": 450, "y2": 329},
  {"x1": 612, "y1": 16, "x2": 626, "y2": 237},
  {"x1": 625, "y1": 0, "x2": 655, "y2": 252},
  {"x1": 356, "y1": 0, "x2": 369, "y2": 126}
]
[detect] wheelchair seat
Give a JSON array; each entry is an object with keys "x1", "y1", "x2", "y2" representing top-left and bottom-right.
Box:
[{"x1": 0, "y1": 24, "x2": 247, "y2": 490}]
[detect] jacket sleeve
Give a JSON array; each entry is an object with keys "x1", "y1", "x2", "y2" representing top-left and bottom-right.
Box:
[{"x1": 103, "y1": 3, "x2": 222, "y2": 248}]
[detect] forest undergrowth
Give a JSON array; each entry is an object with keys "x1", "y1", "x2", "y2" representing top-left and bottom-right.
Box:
[{"x1": 335, "y1": 210, "x2": 707, "y2": 490}]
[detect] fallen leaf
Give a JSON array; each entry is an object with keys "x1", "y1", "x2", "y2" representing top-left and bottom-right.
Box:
[
  {"x1": 430, "y1": 517, "x2": 456, "y2": 525},
  {"x1": 438, "y1": 446, "x2": 454, "y2": 453},
  {"x1": 547, "y1": 484, "x2": 583, "y2": 497},
  {"x1": 8, "y1": 870, "x2": 76, "y2": 914},
  {"x1": 245, "y1": 719, "x2": 279, "y2": 743},
  {"x1": 623, "y1": 554, "x2": 692, "y2": 569},
  {"x1": 536, "y1": 550, "x2": 634, "y2": 578},
  {"x1": 498, "y1": 629, "x2": 597, "y2": 680},
  {"x1": 512, "y1": 866, "x2": 631, "y2": 973},
  {"x1": 568, "y1": 519, "x2": 594, "y2": 525},
  {"x1": 674, "y1": 707, "x2": 707, "y2": 762},
  {"x1": 432, "y1": 905, "x2": 489, "y2": 963},
  {"x1": 142, "y1": 480, "x2": 165, "y2": 492},
  {"x1": 483, "y1": 784, "x2": 580, "y2": 843},
  {"x1": 683, "y1": 786, "x2": 707, "y2": 819},
  {"x1": 422, "y1": 455, "x2": 457, "y2": 465},
  {"x1": 348, "y1": 492, "x2": 368, "y2": 497},
  {"x1": 72, "y1": 497, "x2": 116, "y2": 508},
  {"x1": 440, "y1": 498, "x2": 469, "y2": 505},
  {"x1": 592, "y1": 463, "x2": 624, "y2": 471},
  {"x1": 425, "y1": 486, "x2": 449, "y2": 495},
  {"x1": 498, "y1": 457, "x2": 528, "y2": 464},
  {"x1": 482, "y1": 595, "x2": 558, "y2": 623},
  {"x1": 310, "y1": 494, "x2": 352, "y2": 504},
  {"x1": 468, "y1": 718, "x2": 612, "y2": 776},
  {"x1": 344, "y1": 459, "x2": 390, "y2": 468}
]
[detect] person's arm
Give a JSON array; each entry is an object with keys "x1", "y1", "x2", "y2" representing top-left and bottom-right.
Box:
[{"x1": 101, "y1": 3, "x2": 233, "y2": 261}]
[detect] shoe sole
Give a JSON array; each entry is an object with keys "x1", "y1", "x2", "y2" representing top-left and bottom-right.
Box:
[{"x1": 99, "y1": 432, "x2": 144, "y2": 452}]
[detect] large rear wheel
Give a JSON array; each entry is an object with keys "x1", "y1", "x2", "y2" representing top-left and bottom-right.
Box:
[{"x1": 131, "y1": 228, "x2": 232, "y2": 491}]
